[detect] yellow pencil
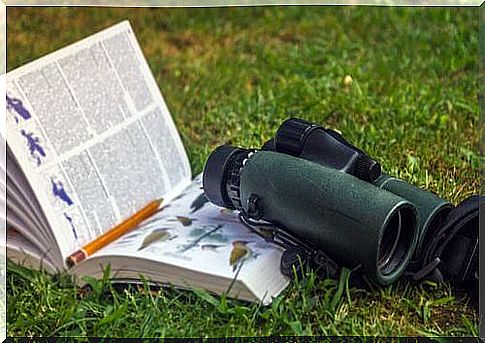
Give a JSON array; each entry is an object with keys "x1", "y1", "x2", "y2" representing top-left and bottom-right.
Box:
[{"x1": 66, "y1": 198, "x2": 163, "y2": 268}]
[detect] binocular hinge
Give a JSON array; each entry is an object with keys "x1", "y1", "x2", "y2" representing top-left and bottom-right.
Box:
[
  {"x1": 246, "y1": 193, "x2": 263, "y2": 220},
  {"x1": 238, "y1": 212, "x2": 339, "y2": 278}
]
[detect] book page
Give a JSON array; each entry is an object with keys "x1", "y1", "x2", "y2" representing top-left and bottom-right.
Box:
[
  {"x1": 90, "y1": 175, "x2": 287, "y2": 283},
  {"x1": 6, "y1": 227, "x2": 57, "y2": 274},
  {"x1": 5, "y1": 21, "x2": 191, "y2": 262},
  {"x1": 6, "y1": 146, "x2": 51, "y2": 233}
]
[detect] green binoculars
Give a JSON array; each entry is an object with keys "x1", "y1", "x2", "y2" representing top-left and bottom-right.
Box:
[
  {"x1": 262, "y1": 118, "x2": 453, "y2": 267},
  {"x1": 204, "y1": 146, "x2": 418, "y2": 285},
  {"x1": 203, "y1": 118, "x2": 476, "y2": 288}
]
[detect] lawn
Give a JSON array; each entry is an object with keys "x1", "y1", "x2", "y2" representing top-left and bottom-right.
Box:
[{"x1": 6, "y1": 6, "x2": 480, "y2": 337}]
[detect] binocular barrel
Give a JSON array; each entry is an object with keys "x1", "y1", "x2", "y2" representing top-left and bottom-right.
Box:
[
  {"x1": 203, "y1": 146, "x2": 419, "y2": 285},
  {"x1": 374, "y1": 175, "x2": 452, "y2": 261}
]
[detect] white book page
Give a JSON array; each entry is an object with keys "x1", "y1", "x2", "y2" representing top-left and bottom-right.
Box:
[
  {"x1": 5, "y1": 21, "x2": 191, "y2": 262},
  {"x1": 5, "y1": 227, "x2": 57, "y2": 274},
  {"x1": 6, "y1": 146, "x2": 51, "y2": 233},
  {"x1": 91, "y1": 175, "x2": 286, "y2": 282}
]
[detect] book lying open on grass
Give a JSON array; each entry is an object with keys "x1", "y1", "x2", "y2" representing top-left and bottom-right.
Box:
[{"x1": 2, "y1": 21, "x2": 289, "y2": 305}]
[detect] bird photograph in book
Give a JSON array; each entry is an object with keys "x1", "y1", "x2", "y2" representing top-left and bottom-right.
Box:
[
  {"x1": 190, "y1": 193, "x2": 210, "y2": 214},
  {"x1": 229, "y1": 240, "x2": 259, "y2": 273},
  {"x1": 138, "y1": 228, "x2": 177, "y2": 251}
]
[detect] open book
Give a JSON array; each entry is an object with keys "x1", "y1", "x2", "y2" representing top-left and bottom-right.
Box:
[{"x1": 3, "y1": 21, "x2": 289, "y2": 305}]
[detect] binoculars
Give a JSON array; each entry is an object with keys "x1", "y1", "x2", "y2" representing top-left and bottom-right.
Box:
[{"x1": 203, "y1": 118, "x2": 479, "y2": 290}]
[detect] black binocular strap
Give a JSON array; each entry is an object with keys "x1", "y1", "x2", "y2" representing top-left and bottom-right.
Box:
[{"x1": 413, "y1": 195, "x2": 480, "y2": 292}]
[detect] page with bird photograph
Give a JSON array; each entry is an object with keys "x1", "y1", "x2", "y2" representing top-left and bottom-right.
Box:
[{"x1": 72, "y1": 175, "x2": 290, "y2": 304}]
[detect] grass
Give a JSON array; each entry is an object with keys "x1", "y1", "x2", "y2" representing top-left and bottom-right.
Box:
[{"x1": 6, "y1": 6, "x2": 480, "y2": 337}]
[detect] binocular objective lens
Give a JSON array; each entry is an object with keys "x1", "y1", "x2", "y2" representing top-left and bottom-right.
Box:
[{"x1": 377, "y1": 207, "x2": 416, "y2": 276}]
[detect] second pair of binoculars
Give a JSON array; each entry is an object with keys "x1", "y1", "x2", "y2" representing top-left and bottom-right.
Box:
[{"x1": 203, "y1": 118, "x2": 478, "y2": 290}]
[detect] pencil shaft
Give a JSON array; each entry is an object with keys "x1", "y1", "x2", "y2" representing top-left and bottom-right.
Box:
[
  {"x1": 85, "y1": 200, "x2": 161, "y2": 254},
  {"x1": 67, "y1": 199, "x2": 161, "y2": 267}
]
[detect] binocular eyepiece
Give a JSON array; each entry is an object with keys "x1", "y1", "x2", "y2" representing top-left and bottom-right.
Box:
[
  {"x1": 203, "y1": 145, "x2": 251, "y2": 211},
  {"x1": 264, "y1": 117, "x2": 382, "y2": 183}
]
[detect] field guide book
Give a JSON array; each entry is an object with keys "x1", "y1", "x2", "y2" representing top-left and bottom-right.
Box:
[{"x1": 2, "y1": 21, "x2": 289, "y2": 305}]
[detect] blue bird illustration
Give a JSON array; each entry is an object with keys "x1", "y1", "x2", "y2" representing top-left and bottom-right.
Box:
[
  {"x1": 51, "y1": 178, "x2": 73, "y2": 206},
  {"x1": 7, "y1": 94, "x2": 31, "y2": 122},
  {"x1": 21, "y1": 130, "x2": 45, "y2": 166}
]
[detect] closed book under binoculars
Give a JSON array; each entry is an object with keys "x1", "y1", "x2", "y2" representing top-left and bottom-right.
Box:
[{"x1": 203, "y1": 146, "x2": 419, "y2": 285}]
